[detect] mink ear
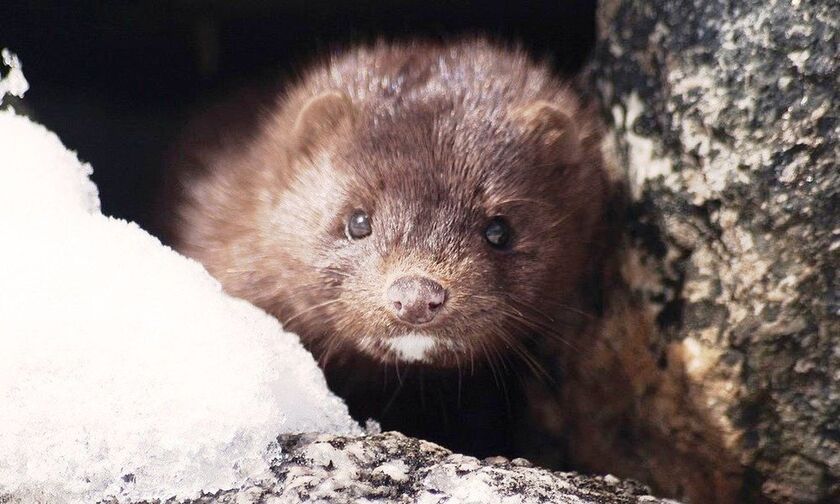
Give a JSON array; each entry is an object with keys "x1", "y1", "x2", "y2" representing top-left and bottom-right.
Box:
[
  {"x1": 292, "y1": 91, "x2": 356, "y2": 156},
  {"x1": 513, "y1": 101, "x2": 582, "y2": 165}
]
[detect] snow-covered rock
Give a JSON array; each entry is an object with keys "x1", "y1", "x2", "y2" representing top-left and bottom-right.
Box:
[
  {"x1": 157, "y1": 432, "x2": 678, "y2": 504},
  {"x1": 0, "y1": 56, "x2": 360, "y2": 504}
]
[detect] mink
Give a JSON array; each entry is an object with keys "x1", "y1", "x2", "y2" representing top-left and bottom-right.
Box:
[{"x1": 164, "y1": 38, "x2": 611, "y2": 456}]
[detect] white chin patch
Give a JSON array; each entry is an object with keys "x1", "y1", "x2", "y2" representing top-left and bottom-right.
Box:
[{"x1": 385, "y1": 332, "x2": 437, "y2": 363}]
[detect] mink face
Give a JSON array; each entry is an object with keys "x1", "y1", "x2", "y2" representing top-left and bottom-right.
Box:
[{"x1": 169, "y1": 40, "x2": 609, "y2": 369}]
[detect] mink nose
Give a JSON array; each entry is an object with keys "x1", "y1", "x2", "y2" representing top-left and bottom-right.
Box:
[{"x1": 386, "y1": 276, "x2": 447, "y2": 325}]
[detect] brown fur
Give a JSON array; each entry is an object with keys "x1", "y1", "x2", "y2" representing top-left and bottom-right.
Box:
[
  {"x1": 161, "y1": 39, "x2": 754, "y2": 502},
  {"x1": 165, "y1": 39, "x2": 610, "y2": 370}
]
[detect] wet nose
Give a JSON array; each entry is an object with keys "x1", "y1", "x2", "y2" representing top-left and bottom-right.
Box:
[{"x1": 386, "y1": 276, "x2": 447, "y2": 325}]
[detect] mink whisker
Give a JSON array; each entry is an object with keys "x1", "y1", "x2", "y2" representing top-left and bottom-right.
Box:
[{"x1": 284, "y1": 298, "x2": 344, "y2": 324}]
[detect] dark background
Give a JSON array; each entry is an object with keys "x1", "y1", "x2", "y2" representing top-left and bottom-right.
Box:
[{"x1": 2, "y1": 0, "x2": 597, "y2": 234}]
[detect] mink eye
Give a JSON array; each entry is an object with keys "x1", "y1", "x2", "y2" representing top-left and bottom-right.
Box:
[
  {"x1": 484, "y1": 217, "x2": 512, "y2": 249},
  {"x1": 346, "y1": 210, "x2": 372, "y2": 240}
]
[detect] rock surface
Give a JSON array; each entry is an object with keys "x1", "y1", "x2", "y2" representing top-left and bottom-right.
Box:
[
  {"x1": 138, "y1": 432, "x2": 675, "y2": 504},
  {"x1": 561, "y1": 0, "x2": 838, "y2": 502}
]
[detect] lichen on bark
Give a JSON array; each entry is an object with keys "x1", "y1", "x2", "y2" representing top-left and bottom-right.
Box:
[{"x1": 553, "y1": 0, "x2": 839, "y2": 501}]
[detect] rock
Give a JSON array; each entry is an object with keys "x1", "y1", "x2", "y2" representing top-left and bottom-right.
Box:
[
  {"x1": 510, "y1": 458, "x2": 533, "y2": 468},
  {"x1": 147, "y1": 432, "x2": 675, "y2": 504},
  {"x1": 544, "y1": 0, "x2": 838, "y2": 502},
  {"x1": 483, "y1": 456, "x2": 510, "y2": 466}
]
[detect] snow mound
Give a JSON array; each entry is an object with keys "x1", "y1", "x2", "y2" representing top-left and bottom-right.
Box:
[{"x1": 0, "y1": 105, "x2": 360, "y2": 502}]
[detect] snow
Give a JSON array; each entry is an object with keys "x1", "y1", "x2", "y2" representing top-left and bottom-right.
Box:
[
  {"x1": 0, "y1": 62, "x2": 360, "y2": 503},
  {"x1": 0, "y1": 49, "x2": 29, "y2": 100},
  {"x1": 372, "y1": 460, "x2": 409, "y2": 482}
]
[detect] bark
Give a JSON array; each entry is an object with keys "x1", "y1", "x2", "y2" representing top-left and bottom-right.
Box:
[{"x1": 541, "y1": 0, "x2": 838, "y2": 502}]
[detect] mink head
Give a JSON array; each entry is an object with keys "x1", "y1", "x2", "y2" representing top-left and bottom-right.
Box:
[{"x1": 173, "y1": 42, "x2": 609, "y2": 368}]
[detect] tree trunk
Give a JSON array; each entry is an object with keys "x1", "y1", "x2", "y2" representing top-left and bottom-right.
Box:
[{"x1": 540, "y1": 0, "x2": 837, "y2": 502}]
